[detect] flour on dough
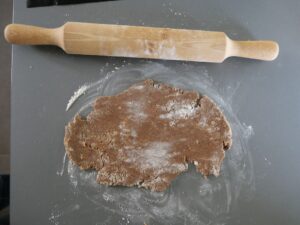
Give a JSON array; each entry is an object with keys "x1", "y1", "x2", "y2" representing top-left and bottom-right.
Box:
[{"x1": 64, "y1": 80, "x2": 232, "y2": 191}]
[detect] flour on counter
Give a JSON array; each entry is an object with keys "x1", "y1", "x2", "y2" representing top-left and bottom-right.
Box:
[
  {"x1": 55, "y1": 63, "x2": 254, "y2": 225},
  {"x1": 66, "y1": 84, "x2": 89, "y2": 111},
  {"x1": 56, "y1": 153, "x2": 67, "y2": 176}
]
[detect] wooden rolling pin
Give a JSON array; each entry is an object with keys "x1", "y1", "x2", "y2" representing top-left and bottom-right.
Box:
[{"x1": 4, "y1": 22, "x2": 279, "y2": 62}]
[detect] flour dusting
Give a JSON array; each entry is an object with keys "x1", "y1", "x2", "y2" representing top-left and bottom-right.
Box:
[
  {"x1": 126, "y1": 100, "x2": 148, "y2": 121},
  {"x1": 122, "y1": 141, "x2": 187, "y2": 176},
  {"x1": 160, "y1": 99, "x2": 198, "y2": 121},
  {"x1": 66, "y1": 84, "x2": 89, "y2": 111},
  {"x1": 142, "y1": 40, "x2": 178, "y2": 60},
  {"x1": 58, "y1": 63, "x2": 254, "y2": 225},
  {"x1": 125, "y1": 142, "x2": 172, "y2": 171},
  {"x1": 199, "y1": 116, "x2": 208, "y2": 128},
  {"x1": 67, "y1": 161, "x2": 78, "y2": 189},
  {"x1": 56, "y1": 153, "x2": 67, "y2": 176}
]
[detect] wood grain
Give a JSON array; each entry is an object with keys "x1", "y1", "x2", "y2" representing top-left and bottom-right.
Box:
[{"x1": 4, "y1": 22, "x2": 279, "y2": 62}]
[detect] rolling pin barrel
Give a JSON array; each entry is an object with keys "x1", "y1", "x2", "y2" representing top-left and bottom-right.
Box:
[{"x1": 4, "y1": 23, "x2": 279, "y2": 62}]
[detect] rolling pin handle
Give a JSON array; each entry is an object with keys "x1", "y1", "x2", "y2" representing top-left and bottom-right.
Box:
[
  {"x1": 227, "y1": 38, "x2": 279, "y2": 61},
  {"x1": 4, "y1": 24, "x2": 63, "y2": 47}
]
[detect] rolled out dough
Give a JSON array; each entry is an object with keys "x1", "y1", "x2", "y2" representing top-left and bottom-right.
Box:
[{"x1": 64, "y1": 80, "x2": 232, "y2": 191}]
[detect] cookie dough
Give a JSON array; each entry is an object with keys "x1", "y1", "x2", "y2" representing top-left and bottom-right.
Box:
[{"x1": 64, "y1": 80, "x2": 232, "y2": 191}]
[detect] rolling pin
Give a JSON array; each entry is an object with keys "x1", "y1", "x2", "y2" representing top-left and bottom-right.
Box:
[{"x1": 4, "y1": 22, "x2": 279, "y2": 62}]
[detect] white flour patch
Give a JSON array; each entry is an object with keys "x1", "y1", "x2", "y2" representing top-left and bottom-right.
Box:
[
  {"x1": 130, "y1": 129, "x2": 137, "y2": 138},
  {"x1": 49, "y1": 209, "x2": 61, "y2": 225},
  {"x1": 126, "y1": 100, "x2": 147, "y2": 121},
  {"x1": 264, "y1": 157, "x2": 272, "y2": 166},
  {"x1": 131, "y1": 84, "x2": 144, "y2": 90},
  {"x1": 112, "y1": 49, "x2": 138, "y2": 58},
  {"x1": 67, "y1": 161, "x2": 78, "y2": 189},
  {"x1": 160, "y1": 100, "x2": 198, "y2": 122},
  {"x1": 125, "y1": 142, "x2": 172, "y2": 172},
  {"x1": 242, "y1": 123, "x2": 254, "y2": 139},
  {"x1": 103, "y1": 192, "x2": 115, "y2": 202},
  {"x1": 56, "y1": 63, "x2": 254, "y2": 225},
  {"x1": 199, "y1": 116, "x2": 208, "y2": 128},
  {"x1": 119, "y1": 121, "x2": 130, "y2": 136},
  {"x1": 158, "y1": 43, "x2": 177, "y2": 59},
  {"x1": 142, "y1": 40, "x2": 177, "y2": 60},
  {"x1": 66, "y1": 84, "x2": 89, "y2": 111},
  {"x1": 139, "y1": 142, "x2": 171, "y2": 170}
]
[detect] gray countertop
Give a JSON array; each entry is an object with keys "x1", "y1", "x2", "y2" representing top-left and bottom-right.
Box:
[
  {"x1": 0, "y1": 0, "x2": 12, "y2": 175},
  {"x1": 11, "y1": 0, "x2": 300, "y2": 224}
]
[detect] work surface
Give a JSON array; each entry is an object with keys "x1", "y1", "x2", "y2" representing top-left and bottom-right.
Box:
[{"x1": 11, "y1": 0, "x2": 300, "y2": 224}]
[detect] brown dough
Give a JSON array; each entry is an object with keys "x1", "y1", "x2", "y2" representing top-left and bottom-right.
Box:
[{"x1": 64, "y1": 80, "x2": 232, "y2": 192}]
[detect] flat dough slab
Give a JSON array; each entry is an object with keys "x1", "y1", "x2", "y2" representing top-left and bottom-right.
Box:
[{"x1": 64, "y1": 80, "x2": 232, "y2": 191}]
